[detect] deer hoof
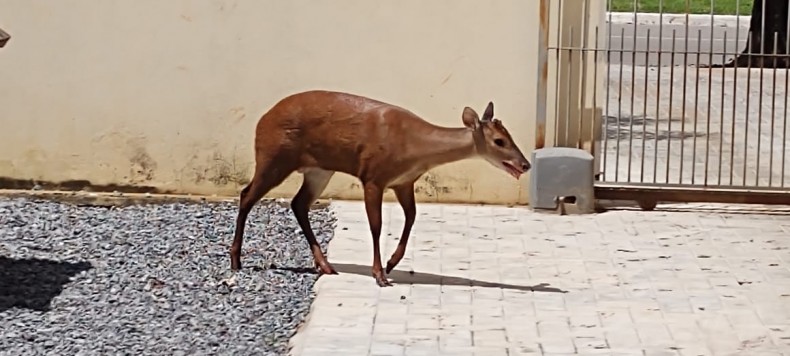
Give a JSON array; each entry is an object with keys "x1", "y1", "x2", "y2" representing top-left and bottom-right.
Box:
[
  {"x1": 375, "y1": 276, "x2": 393, "y2": 287},
  {"x1": 316, "y1": 261, "x2": 338, "y2": 275},
  {"x1": 373, "y1": 270, "x2": 392, "y2": 287}
]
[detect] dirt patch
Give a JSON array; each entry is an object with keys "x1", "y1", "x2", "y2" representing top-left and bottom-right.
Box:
[
  {"x1": 0, "y1": 177, "x2": 165, "y2": 194},
  {"x1": 0, "y1": 189, "x2": 330, "y2": 210}
]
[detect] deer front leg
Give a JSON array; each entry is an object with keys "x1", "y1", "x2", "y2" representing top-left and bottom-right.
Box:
[
  {"x1": 386, "y1": 183, "x2": 416, "y2": 274},
  {"x1": 363, "y1": 182, "x2": 391, "y2": 287}
]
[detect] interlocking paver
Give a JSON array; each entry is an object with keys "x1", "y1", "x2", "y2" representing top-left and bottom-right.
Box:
[{"x1": 288, "y1": 201, "x2": 790, "y2": 355}]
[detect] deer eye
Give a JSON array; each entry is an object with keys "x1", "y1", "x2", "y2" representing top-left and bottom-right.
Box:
[{"x1": 494, "y1": 138, "x2": 505, "y2": 147}]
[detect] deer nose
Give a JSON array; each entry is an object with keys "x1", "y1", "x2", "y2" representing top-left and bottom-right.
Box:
[{"x1": 522, "y1": 162, "x2": 531, "y2": 172}]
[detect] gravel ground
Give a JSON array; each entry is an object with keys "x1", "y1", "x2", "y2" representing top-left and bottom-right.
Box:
[{"x1": 0, "y1": 196, "x2": 336, "y2": 356}]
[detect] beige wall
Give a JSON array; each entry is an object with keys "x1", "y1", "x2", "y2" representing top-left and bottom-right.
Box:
[{"x1": 0, "y1": 0, "x2": 603, "y2": 205}]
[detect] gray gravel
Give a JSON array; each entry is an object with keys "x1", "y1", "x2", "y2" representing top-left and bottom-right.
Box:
[{"x1": 0, "y1": 196, "x2": 336, "y2": 356}]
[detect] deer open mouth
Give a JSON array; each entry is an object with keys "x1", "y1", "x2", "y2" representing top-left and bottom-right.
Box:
[{"x1": 502, "y1": 161, "x2": 524, "y2": 179}]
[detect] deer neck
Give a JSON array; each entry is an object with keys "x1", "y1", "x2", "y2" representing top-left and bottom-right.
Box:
[{"x1": 418, "y1": 126, "x2": 478, "y2": 168}]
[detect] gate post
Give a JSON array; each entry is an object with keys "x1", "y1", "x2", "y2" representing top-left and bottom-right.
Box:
[
  {"x1": 530, "y1": 0, "x2": 607, "y2": 213},
  {"x1": 540, "y1": 0, "x2": 606, "y2": 173},
  {"x1": 535, "y1": 0, "x2": 552, "y2": 150}
]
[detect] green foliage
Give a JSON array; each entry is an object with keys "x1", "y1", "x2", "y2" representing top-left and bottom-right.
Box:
[{"x1": 610, "y1": 0, "x2": 754, "y2": 15}]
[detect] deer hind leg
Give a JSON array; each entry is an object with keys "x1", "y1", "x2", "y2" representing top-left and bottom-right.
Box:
[
  {"x1": 386, "y1": 182, "x2": 416, "y2": 274},
  {"x1": 291, "y1": 168, "x2": 337, "y2": 275},
  {"x1": 230, "y1": 157, "x2": 293, "y2": 271}
]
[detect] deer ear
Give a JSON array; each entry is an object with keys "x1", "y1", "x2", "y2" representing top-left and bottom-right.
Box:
[
  {"x1": 462, "y1": 107, "x2": 480, "y2": 129},
  {"x1": 481, "y1": 101, "x2": 494, "y2": 122}
]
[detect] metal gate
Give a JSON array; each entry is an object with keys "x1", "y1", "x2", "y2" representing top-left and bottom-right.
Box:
[{"x1": 536, "y1": 0, "x2": 790, "y2": 208}]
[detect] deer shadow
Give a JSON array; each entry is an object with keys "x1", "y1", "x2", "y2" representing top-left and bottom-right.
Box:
[
  {"x1": 0, "y1": 256, "x2": 93, "y2": 312},
  {"x1": 273, "y1": 263, "x2": 567, "y2": 293}
]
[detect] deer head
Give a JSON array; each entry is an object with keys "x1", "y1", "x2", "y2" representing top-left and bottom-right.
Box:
[{"x1": 462, "y1": 102, "x2": 531, "y2": 179}]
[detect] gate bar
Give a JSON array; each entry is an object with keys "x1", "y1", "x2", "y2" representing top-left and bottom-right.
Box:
[
  {"x1": 535, "y1": 0, "x2": 550, "y2": 149},
  {"x1": 596, "y1": 183, "x2": 790, "y2": 205}
]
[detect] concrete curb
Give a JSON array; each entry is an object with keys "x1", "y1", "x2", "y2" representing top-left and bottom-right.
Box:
[{"x1": 607, "y1": 12, "x2": 751, "y2": 28}]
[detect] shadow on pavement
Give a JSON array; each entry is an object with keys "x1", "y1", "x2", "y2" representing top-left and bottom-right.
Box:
[
  {"x1": 0, "y1": 256, "x2": 92, "y2": 312},
  {"x1": 599, "y1": 202, "x2": 790, "y2": 216},
  {"x1": 331, "y1": 263, "x2": 567, "y2": 293}
]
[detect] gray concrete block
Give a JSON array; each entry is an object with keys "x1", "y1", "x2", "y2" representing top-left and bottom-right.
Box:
[{"x1": 529, "y1": 147, "x2": 595, "y2": 214}]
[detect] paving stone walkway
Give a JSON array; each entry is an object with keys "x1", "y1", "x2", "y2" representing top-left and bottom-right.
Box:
[{"x1": 288, "y1": 200, "x2": 790, "y2": 356}]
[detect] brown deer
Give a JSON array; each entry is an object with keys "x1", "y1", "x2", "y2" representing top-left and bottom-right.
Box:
[{"x1": 231, "y1": 90, "x2": 531, "y2": 287}]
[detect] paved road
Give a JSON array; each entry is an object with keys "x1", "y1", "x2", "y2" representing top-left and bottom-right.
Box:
[
  {"x1": 607, "y1": 23, "x2": 751, "y2": 66},
  {"x1": 600, "y1": 42, "x2": 790, "y2": 188}
]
